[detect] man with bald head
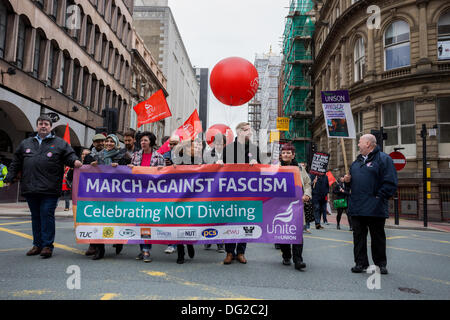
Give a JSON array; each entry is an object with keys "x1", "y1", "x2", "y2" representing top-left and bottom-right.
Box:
[{"x1": 344, "y1": 134, "x2": 397, "y2": 275}]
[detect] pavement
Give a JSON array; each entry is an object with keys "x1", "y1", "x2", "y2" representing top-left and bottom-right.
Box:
[{"x1": 1, "y1": 201, "x2": 449, "y2": 233}]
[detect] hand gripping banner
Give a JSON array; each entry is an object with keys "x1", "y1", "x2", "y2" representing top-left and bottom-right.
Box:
[{"x1": 72, "y1": 164, "x2": 303, "y2": 245}]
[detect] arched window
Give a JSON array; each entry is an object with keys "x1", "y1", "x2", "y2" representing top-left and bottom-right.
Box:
[
  {"x1": 48, "y1": 42, "x2": 59, "y2": 86},
  {"x1": 16, "y1": 17, "x2": 27, "y2": 69},
  {"x1": 354, "y1": 37, "x2": 365, "y2": 81},
  {"x1": 438, "y1": 11, "x2": 450, "y2": 60},
  {"x1": 33, "y1": 31, "x2": 45, "y2": 78},
  {"x1": 0, "y1": 0, "x2": 8, "y2": 59},
  {"x1": 384, "y1": 20, "x2": 410, "y2": 70}
]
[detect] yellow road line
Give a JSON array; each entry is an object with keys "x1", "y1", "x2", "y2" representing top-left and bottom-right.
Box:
[
  {"x1": 0, "y1": 221, "x2": 31, "y2": 226},
  {"x1": 304, "y1": 235, "x2": 353, "y2": 244},
  {"x1": 0, "y1": 226, "x2": 85, "y2": 255},
  {"x1": 0, "y1": 247, "x2": 30, "y2": 253},
  {"x1": 386, "y1": 236, "x2": 409, "y2": 240},
  {"x1": 101, "y1": 293, "x2": 119, "y2": 300},
  {"x1": 141, "y1": 270, "x2": 258, "y2": 300},
  {"x1": 411, "y1": 234, "x2": 450, "y2": 244},
  {"x1": 12, "y1": 289, "x2": 53, "y2": 297}
]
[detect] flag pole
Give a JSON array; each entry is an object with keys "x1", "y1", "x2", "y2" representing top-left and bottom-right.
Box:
[{"x1": 340, "y1": 137, "x2": 348, "y2": 173}]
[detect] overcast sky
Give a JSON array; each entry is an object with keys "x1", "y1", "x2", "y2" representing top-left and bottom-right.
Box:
[{"x1": 168, "y1": 0, "x2": 288, "y2": 134}]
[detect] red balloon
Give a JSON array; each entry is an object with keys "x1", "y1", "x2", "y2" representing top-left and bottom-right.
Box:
[
  {"x1": 206, "y1": 124, "x2": 234, "y2": 146},
  {"x1": 210, "y1": 57, "x2": 259, "y2": 106}
]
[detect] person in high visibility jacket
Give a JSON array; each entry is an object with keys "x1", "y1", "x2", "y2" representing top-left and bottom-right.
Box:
[{"x1": 0, "y1": 158, "x2": 7, "y2": 188}]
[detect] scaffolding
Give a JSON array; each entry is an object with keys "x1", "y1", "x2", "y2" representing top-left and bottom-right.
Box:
[{"x1": 282, "y1": 0, "x2": 315, "y2": 163}]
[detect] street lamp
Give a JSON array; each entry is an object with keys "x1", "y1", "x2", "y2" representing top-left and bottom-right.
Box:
[{"x1": 420, "y1": 124, "x2": 438, "y2": 228}]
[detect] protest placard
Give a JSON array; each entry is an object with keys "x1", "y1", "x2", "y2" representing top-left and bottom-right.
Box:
[{"x1": 309, "y1": 152, "x2": 330, "y2": 176}]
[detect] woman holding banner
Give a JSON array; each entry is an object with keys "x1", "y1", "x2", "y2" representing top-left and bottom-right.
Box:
[
  {"x1": 89, "y1": 134, "x2": 131, "y2": 260},
  {"x1": 171, "y1": 138, "x2": 204, "y2": 264},
  {"x1": 278, "y1": 144, "x2": 309, "y2": 270},
  {"x1": 128, "y1": 131, "x2": 165, "y2": 263}
]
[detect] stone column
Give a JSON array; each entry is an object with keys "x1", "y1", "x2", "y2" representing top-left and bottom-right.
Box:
[
  {"x1": 340, "y1": 37, "x2": 347, "y2": 88},
  {"x1": 365, "y1": 27, "x2": 376, "y2": 82},
  {"x1": 330, "y1": 55, "x2": 336, "y2": 90},
  {"x1": 417, "y1": 0, "x2": 431, "y2": 71}
]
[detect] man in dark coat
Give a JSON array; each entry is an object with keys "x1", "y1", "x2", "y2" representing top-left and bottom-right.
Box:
[
  {"x1": 4, "y1": 115, "x2": 82, "y2": 258},
  {"x1": 309, "y1": 172, "x2": 329, "y2": 229},
  {"x1": 345, "y1": 134, "x2": 398, "y2": 275},
  {"x1": 222, "y1": 122, "x2": 260, "y2": 264}
]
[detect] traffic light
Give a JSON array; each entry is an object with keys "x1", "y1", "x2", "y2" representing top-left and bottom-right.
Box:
[{"x1": 371, "y1": 129, "x2": 387, "y2": 149}]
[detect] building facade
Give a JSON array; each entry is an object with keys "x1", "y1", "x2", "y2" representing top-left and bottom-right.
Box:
[
  {"x1": 0, "y1": 0, "x2": 134, "y2": 162},
  {"x1": 195, "y1": 67, "x2": 209, "y2": 133},
  {"x1": 133, "y1": 0, "x2": 199, "y2": 137},
  {"x1": 312, "y1": 0, "x2": 450, "y2": 221},
  {"x1": 130, "y1": 29, "x2": 167, "y2": 145}
]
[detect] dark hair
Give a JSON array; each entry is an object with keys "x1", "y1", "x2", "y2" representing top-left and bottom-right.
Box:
[
  {"x1": 36, "y1": 115, "x2": 53, "y2": 126},
  {"x1": 139, "y1": 131, "x2": 157, "y2": 147},
  {"x1": 124, "y1": 131, "x2": 135, "y2": 139},
  {"x1": 281, "y1": 143, "x2": 296, "y2": 153},
  {"x1": 161, "y1": 136, "x2": 170, "y2": 144}
]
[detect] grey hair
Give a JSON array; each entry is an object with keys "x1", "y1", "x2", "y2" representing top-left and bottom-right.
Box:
[{"x1": 361, "y1": 134, "x2": 377, "y2": 146}]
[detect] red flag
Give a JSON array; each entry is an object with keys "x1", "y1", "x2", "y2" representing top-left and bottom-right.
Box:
[
  {"x1": 133, "y1": 89, "x2": 172, "y2": 128},
  {"x1": 175, "y1": 109, "x2": 202, "y2": 141},
  {"x1": 63, "y1": 123, "x2": 71, "y2": 145},
  {"x1": 326, "y1": 171, "x2": 337, "y2": 186},
  {"x1": 157, "y1": 110, "x2": 202, "y2": 154}
]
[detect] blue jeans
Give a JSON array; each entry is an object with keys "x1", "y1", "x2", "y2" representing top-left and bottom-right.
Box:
[
  {"x1": 25, "y1": 195, "x2": 59, "y2": 249},
  {"x1": 313, "y1": 199, "x2": 327, "y2": 225},
  {"x1": 140, "y1": 244, "x2": 152, "y2": 252}
]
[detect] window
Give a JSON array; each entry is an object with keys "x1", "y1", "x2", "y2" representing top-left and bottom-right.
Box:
[
  {"x1": 35, "y1": 0, "x2": 44, "y2": 9},
  {"x1": 437, "y1": 97, "x2": 450, "y2": 143},
  {"x1": 354, "y1": 37, "x2": 365, "y2": 81},
  {"x1": 51, "y1": 0, "x2": 58, "y2": 21},
  {"x1": 0, "y1": 1, "x2": 7, "y2": 59},
  {"x1": 382, "y1": 100, "x2": 416, "y2": 147},
  {"x1": 72, "y1": 62, "x2": 81, "y2": 98},
  {"x1": 57, "y1": 54, "x2": 66, "y2": 93},
  {"x1": 33, "y1": 33, "x2": 43, "y2": 78},
  {"x1": 384, "y1": 20, "x2": 410, "y2": 70},
  {"x1": 16, "y1": 18, "x2": 26, "y2": 69},
  {"x1": 48, "y1": 44, "x2": 58, "y2": 86},
  {"x1": 91, "y1": 78, "x2": 97, "y2": 110},
  {"x1": 438, "y1": 11, "x2": 450, "y2": 60}
]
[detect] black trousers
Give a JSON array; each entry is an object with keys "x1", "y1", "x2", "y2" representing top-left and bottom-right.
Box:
[
  {"x1": 280, "y1": 243, "x2": 303, "y2": 263},
  {"x1": 337, "y1": 208, "x2": 352, "y2": 228},
  {"x1": 225, "y1": 243, "x2": 246, "y2": 255},
  {"x1": 352, "y1": 216, "x2": 387, "y2": 267}
]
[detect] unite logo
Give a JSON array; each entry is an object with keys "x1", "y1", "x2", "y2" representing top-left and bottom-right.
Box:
[{"x1": 267, "y1": 200, "x2": 299, "y2": 237}]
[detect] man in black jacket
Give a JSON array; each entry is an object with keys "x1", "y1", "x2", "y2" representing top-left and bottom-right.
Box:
[
  {"x1": 309, "y1": 172, "x2": 329, "y2": 229},
  {"x1": 222, "y1": 122, "x2": 260, "y2": 265},
  {"x1": 344, "y1": 134, "x2": 397, "y2": 275},
  {"x1": 4, "y1": 115, "x2": 82, "y2": 258}
]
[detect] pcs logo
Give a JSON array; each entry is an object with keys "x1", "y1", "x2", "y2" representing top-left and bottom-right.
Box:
[{"x1": 202, "y1": 228, "x2": 218, "y2": 238}]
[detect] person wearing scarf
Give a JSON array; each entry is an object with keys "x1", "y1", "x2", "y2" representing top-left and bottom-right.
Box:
[{"x1": 89, "y1": 134, "x2": 130, "y2": 260}]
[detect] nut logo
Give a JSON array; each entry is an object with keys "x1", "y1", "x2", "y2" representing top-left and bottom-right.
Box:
[{"x1": 103, "y1": 227, "x2": 114, "y2": 238}]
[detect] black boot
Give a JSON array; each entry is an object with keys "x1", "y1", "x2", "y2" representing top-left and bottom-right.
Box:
[
  {"x1": 177, "y1": 245, "x2": 185, "y2": 264},
  {"x1": 115, "y1": 244, "x2": 123, "y2": 255},
  {"x1": 92, "y1": 244, "x2": 105, "y2": 260}
]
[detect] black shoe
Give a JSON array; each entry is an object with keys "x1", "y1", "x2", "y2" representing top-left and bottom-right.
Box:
[
  {"x1": 379, "y1": 266, "x2": 388, "y2": 275},
  {"x1": 204, "y1": 244, "x2": 212, "y2": 250},
  {"x1": 351, "y1": 265, "x2": 368, "y2": 273},
  {"x1": 92, "y1": 246, "x2": 105, "y2": 260},
  {"x1": 187, "y1": 245, "x2": 195, "y2": 259},
  {"x1": 337, "y1": 225, "x2": 341, "y2": 230},
  {"x1": 177, "y1": 257, "x2": 185, "y2": 264},
  {"x1": 295, "y1": 262, "x2": 306, "y2": 270},
  {"x1": 115, "y1": 244, "x2": 123, "y2": 255},
  {"x1": 349, "y1": 227, "x2": 353, "y2": 231},
  {"x1": 282, "y1": 259, "x2": 291, "y2": 266}
]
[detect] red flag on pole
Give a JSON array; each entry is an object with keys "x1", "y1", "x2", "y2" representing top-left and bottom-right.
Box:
[
  {"x1": 63, "y1": 123, "x2": 71, "y2": 145},
  {"x1": 326, "y1": 171, "x2": 337, "y2": 186},
  {"x1": 175, "y1": 109, "x2": 202, "y2": 141},
  {"x1": 133, "y1": 89, "x2": 172, "y2": 128},
  {"x1": 157, "y1": 109, "x2": 203, "y2": 154}
]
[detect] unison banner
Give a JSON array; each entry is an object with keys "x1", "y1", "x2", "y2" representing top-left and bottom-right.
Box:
[{"x1": 72, "y1": 164, "x2": 303, "y2": 245}]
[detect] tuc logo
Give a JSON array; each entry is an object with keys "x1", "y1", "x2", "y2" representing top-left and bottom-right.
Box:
[
  {"x1": 78, "y1": 231, "x2": 92, "y2": 238},
  {"x1": 202, "y1": 228, "x2": 218, "y2": 238}
]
